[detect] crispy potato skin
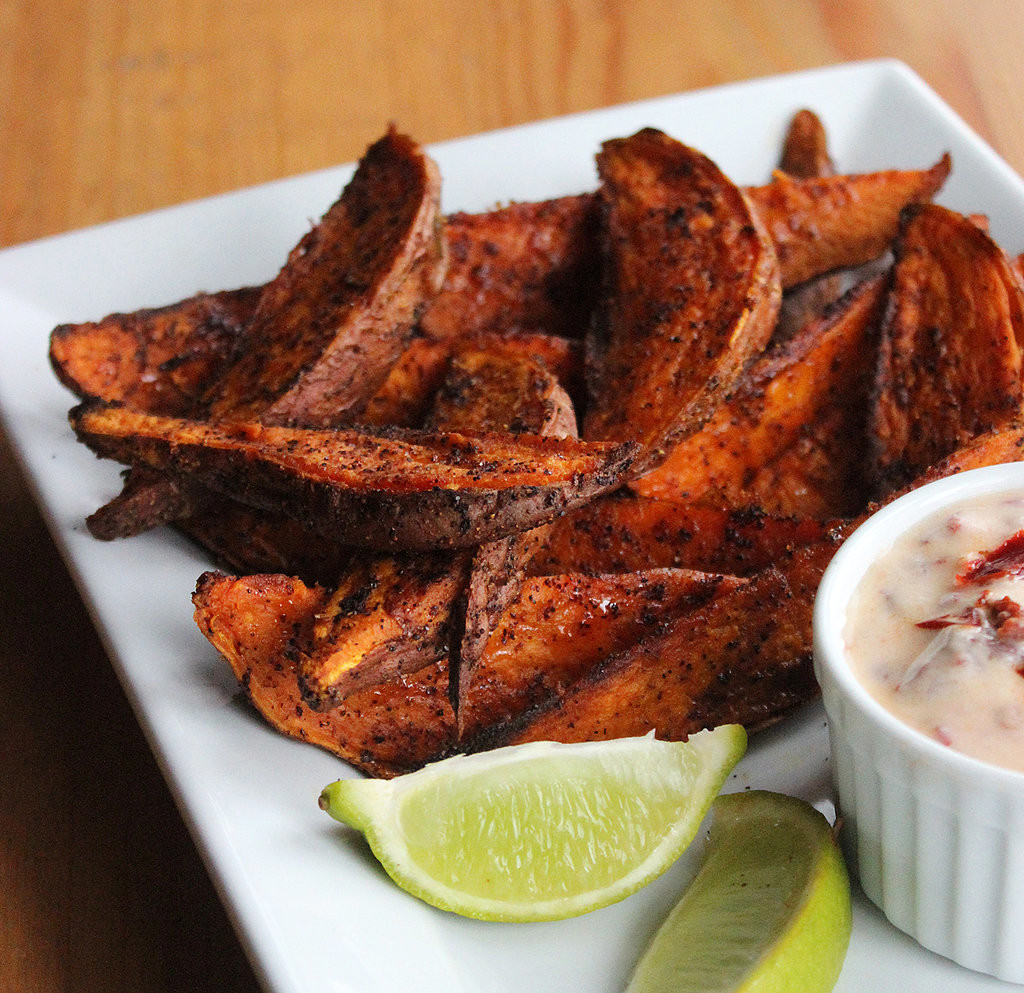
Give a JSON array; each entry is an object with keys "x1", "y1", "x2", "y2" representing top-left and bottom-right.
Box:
[
  {"x1": 583, "y1": 128, "x2": 782, "y2": 474},
  {"x1": 871, "y1": 204, "x2": 1024, "y2": 494}
]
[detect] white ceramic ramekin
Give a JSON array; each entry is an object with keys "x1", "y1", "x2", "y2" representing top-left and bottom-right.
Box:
[{"x1": 814, "y1": 462, "x2": 1024, "y2": 984}]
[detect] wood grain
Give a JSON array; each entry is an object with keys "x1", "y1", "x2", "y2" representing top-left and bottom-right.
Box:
[{"x1": 4, "y1": 2, "x2": 1024, "y2": 990}]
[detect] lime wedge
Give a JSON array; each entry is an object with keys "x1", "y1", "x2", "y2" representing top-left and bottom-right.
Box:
[
  {"x1": 319, "y1": 726, "x2": 746, "y2": 922},
  {"x1": 626, "y1": 790, "x2": 851, "y2": 993}
]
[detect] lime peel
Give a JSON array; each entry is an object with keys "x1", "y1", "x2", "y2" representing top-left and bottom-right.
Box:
[
  {"x1": 319, "y1": 725, "x2": 746, "y2": 922},
  {"x1": 626, "y1": 790, "x2": 852, "y2": 993}
]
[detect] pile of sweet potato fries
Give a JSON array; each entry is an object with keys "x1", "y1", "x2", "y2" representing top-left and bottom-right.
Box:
[{"x1": 49, "y1": 112, "x2": 1024, "y2": 778}]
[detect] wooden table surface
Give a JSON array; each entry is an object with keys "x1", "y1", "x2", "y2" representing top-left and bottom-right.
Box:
[{"x1": 4, "y1": 2, "x2": 1024, "y2": 990}]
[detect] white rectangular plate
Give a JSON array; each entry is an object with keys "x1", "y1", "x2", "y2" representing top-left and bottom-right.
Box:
[{"x1": 1, "y1": 59, "x2": 1020, "y2": 992}]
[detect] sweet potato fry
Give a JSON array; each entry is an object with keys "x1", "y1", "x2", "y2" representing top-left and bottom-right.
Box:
[
  {"x1": 70, "y1": 403, "x2": 637, "y2": 551},
  {"x1": 297, "y1": 551, "x2": 472, "y2": 709},
  {"x1": 774, "y1": 109, "x2": 843, "y2": 342},
  {"x1": 296, "y1": 349, "x2": 576, "y2": 711},
  {"x1": 460, "y1": 569, "x2": 742, "y2": 744},
  {"x1": 192, "y1": 571, "x2": 456, "y2": 779},
  {"x1": 747, "y1": 153, "x2": 950, "y2": 288},
  {"x1": 493, "y1": 536, "x2": 840, "y2": 747},
  {"x1": 871, "y1": 203, "x2": 1024, "y2": 494},
  {"x1": 778, "y1": 108, "x2": 834, "y2": 180},
  {"x1": 632, "y1": 272, "x2": 888, "y2": 518},
  {"x1": 360, "y1": 330, "x2": 583, "y2": 429},
  {"x1": 207, "y1": 127, "x2": 446, "y2": 427},
  {"x1": 419, "y1": 194, "x2": 601, "y2": 341},
  {"x1": 884, "y1": 423, "x2": 1024, "y2": 497},
  {"x1": 428, "y1": 350, "x2": 580, "y2": 729},
  {"x1": 178, "y1": 497, "x2": 354, "y2": 582},
  {"x1": 193, "y1": 566, "x2": 739, "y2": 777},
  {"x1": 530, "y1": 492, "x2": 829, "y2": 577},
  {"x1": 86, "y1": 466, "x2": 210, "y2": 540},
  {"x1": 49, "y1": 286, "x2": 259, "y2": 415},
  {"x1": 583, "y1": 128, "x2": 781, "y2": 474}
]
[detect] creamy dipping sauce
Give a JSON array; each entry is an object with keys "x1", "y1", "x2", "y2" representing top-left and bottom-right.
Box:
[{"x1": 845, "y1": 490, "x2": 1024, "y2": 772}]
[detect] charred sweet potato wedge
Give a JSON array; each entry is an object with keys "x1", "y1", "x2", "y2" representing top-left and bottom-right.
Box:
[
  {"x1": 297, "y1": 551, "x2": 472, "y2": 710},
  {"x1": 881, "y1": 423, "x2": 1024, "y2": 498},
  {"x1": 418, "y1": 193, "x2": 601, "y2": 342},
  {"x1": 193, "y1": 566, "x2": 740, "y2": 777},
  {"x1": 583, "y1": 128, "x2": 781, "y2": 474},
  {"x1": 178, "y1": 497, "x2": 354, "y2": 582},
  {"x1": 746, "y1": 154, "x2": 950, "y2": 289},
  {"x1": 632, "y1": 272, "x2": 888, "y2": 518},
  {"x1": 360, "y1": 330, "x2": 584, "y2": 429},
  {"x1": 70, "y1": 403, "x2": 637, "y2": 551},
  {"x1": 493, "y1": 536, "x2": 840, "y2": 747},
  {"x1": 296, "y1": 349, "x2": 578, "y2": 711},
  {"x1": 193, "y1": 571, "x2": 456, "y2": 779},
  {"x1": 778, "y1": 109, "x2": 834, "y2": 180},
  {"x1": 206, "y1": 127, "x2": 446, "y2": 427},
  {"x1": 425, "y1": 349, "x2": 577, "y2": 438},
  {"x1": 774, "y1": 109, "x2": 843, "y2": 342},
  {"x1": 871, "y1": 204, "x2": 1024, "y2": 494},
  {"x1": 530, "y1": 491, "x2": 829, "y2": 577},
  {"x1": 49, "y1": 286, "x2": 259, "y2": 415},
  {"x1": 86, "y1": 466, "x2": 209, "y2": 540},
  {"x1": 429, "y1": 350, "x2": 580, "y2": 729},
  {"x1": 459, "y1": 569, "x2": 742, "y2": 744}
]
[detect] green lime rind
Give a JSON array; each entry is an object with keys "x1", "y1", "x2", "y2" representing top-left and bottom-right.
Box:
[
  {"x1": 319, "y1": 725, "x2": 746, "y2": 922},
  {"x1": 626, "y1": 790, "x2": 852, "y2": 993}
]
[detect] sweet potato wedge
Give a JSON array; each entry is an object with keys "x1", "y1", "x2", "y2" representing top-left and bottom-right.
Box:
[
  {"x1": 70, "y1": 403, "x2": 637, "y2": 550},
  {"x1": 178, "y1": 497, "x2": 354, "y2": 582},
  {"x1": 49, "y1": 286, "x2": 259, "y2": 415},
  {"x1": 425, "y1": 349, "x2": 576, "y2": 438},
  {"x1": 774, "y1": 109, "x2": 843, "y2": 342},
  {"x1": 747, "y1": 154, "x2": 951, "y2": 289},
  {"x1": 297, "y1": 551, "x2": 472, "y2": 709},
  {"x1": 778, "y1": 108, "x2": 834, "y2": 180},
  {"x1": 530, "y1": 493, "x2": 829, "y2": 577},
  {"x1": 296, "y1": 349, "x2": 577, "y2": 710},
  {"x1": 460, "y1": 569, "x2": 742, "y2": 744},
  {"x1": 86, "y1": 466, "x2": 210, "y2": 540},
  {"x1": 428, "y1": 350, "x2": 580, "y2": 729},
  {"x1": 192, "y1": 571, "x2": 456, "y2": 779},
  {"x1": 418, "y1": 193, "x2": 601, "y2": 341},
  {"x1": 583, "y1": 128, "x2": 781, "y2": 474},
  {"x1": 871, "y1": 204, "x2": 1024, "y2": 494},
  {"x1": 193, "y1": 566, "x2": 739, "y2": 777},
  {"x1": 207, "y1": 127, "x2": 446, "y2": 427},
  {"x1": 493, "y1": 536, "x2": 840, "y2": 747},
  {"x1": 632, "y1": 272, "x2": 888, "y2": 518},
  {"x1": 360, "y1": 330, "x2": 584, "y2": 429}
]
